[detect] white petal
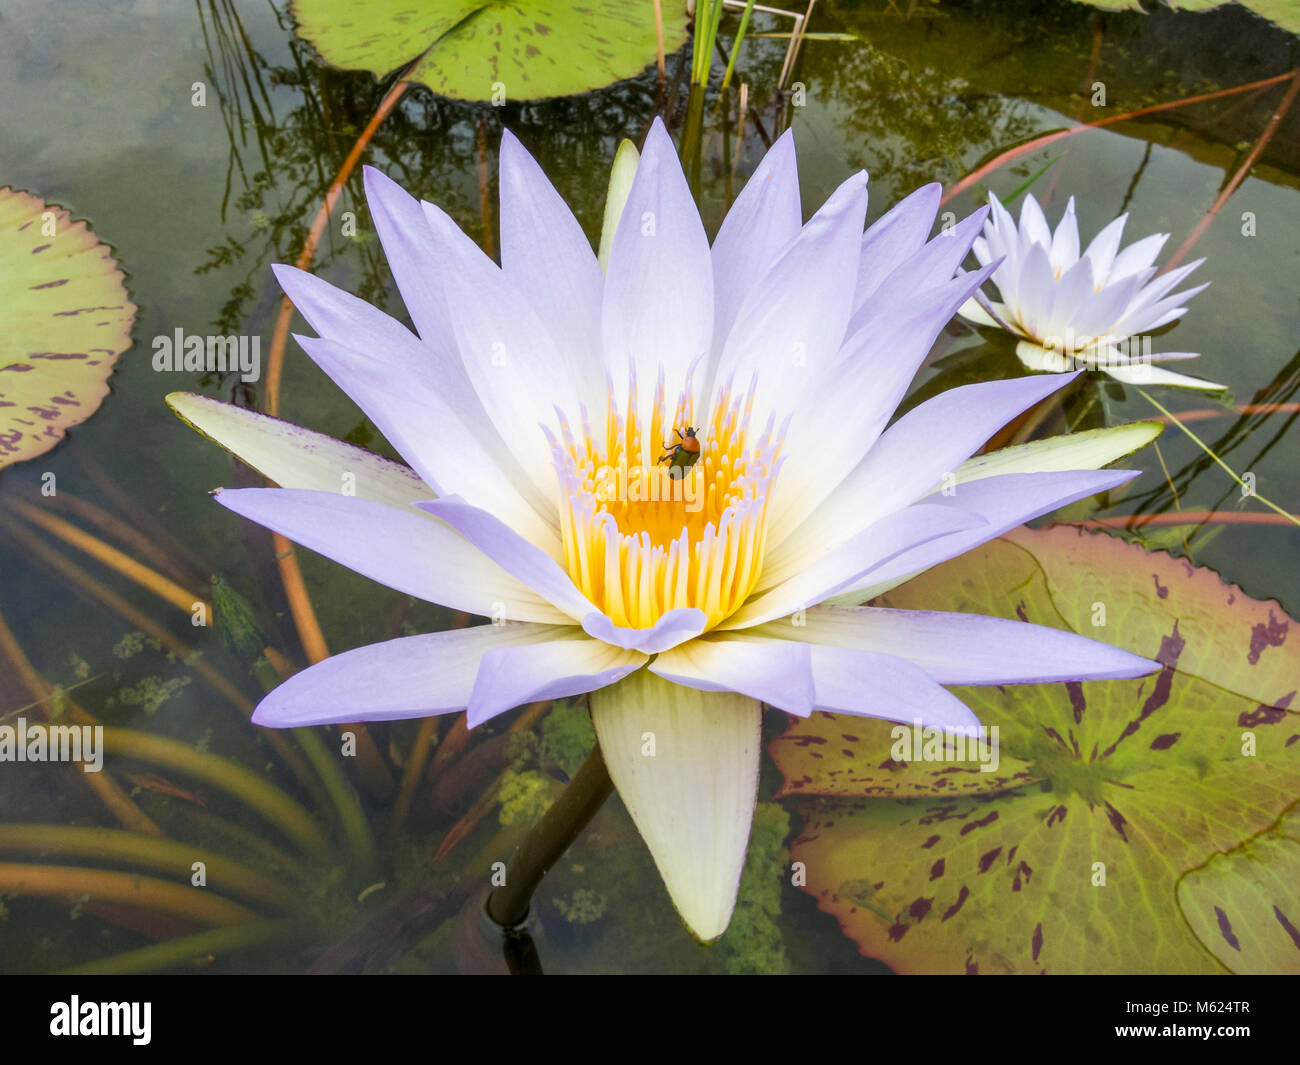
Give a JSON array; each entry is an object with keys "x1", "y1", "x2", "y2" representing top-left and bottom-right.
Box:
[
  {"x1": 1082, "y1": 213, "x2": 1127, "y2": 282},
  {"x1": 1015, "y1": 340, "x2": 1074, "y2": 373},
  {"x1": 1108, "y1": 232, "x2": 1168, "y2": 281},
  {"x1": 1104, "y1": 363, "x2": 1226, "y2": 390},
  {"x1": 590, "y1": 669, "x2": 760, "y2": 942},
  {"x1": 1049, "y1": 196, "x2": 1080, "y2": 273}
]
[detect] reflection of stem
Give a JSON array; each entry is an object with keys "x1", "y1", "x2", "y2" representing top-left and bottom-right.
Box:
[
  {"x1": 61, "y1": 918, "x2": 309, "y2": 976},
  {"x1": 1136, "y1": 388, "x2": 1300, "y2": 527},
  {"x1": 1163, "y1": 69, "x2": 1300, "y2": 271},
  {"x1": 1, "y1": 479, "x2": 205, "y2": 590},
  {"x1": 292, "y1": 727, "x2": 378, "y2": 878},
  {"x1": 0, "y1": 607, "x2": 160, "y2": 837},
  {"x1": 0, "y1": 825, "x2": 299, "y2": 913},
  {"x1": 100, "y1": 727, "x2": 331, "y2": 860},
  {"x1": 943, "y1": 70, "x2": 1297, "y2": 206},
  {"x1": 0, "y1": 516, "x2": 323, "y2": 804},
  {"x1": 6, "y1": 499, "x2": 208, "y2": 617},
  {"x1": 0, "y1": 863, "x2": 258, "y2": 927},
  {"x1": 1151, "y1": 440, "x2": 1191, "y2": 557},
  {"x1": 485, "y1": 744, "x2": 613, "y2": 929}
]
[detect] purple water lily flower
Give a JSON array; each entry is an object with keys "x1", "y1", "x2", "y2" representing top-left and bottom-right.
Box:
[
  {"x1": 169, "y1": 119, "x2": 1159, "y2": 941},
  {"x1": 958, "y1": 191, "x2": 1221, "y2": 390}
]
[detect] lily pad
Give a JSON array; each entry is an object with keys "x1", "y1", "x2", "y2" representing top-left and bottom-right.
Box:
[
  {"x1": 1073, "y1": 0, "x2": 1300, "y2": 35},
  {"x1": 1177, "y1": 802, "x2": 1300, "y2": 974},
  {"x1": 289, "y1": 0, "x2": 688, "y2": 101},
  {"x1": 0, "y1": 187, "x2": 135, "y2": 470},
  {"x1": 772, "y1": 526, "x2": 1300, "y2": 974}
]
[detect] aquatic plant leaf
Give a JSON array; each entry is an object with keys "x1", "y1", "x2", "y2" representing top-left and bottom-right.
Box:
[
  {"x1": 771, "y1": 526, "x2": 1300, "y2": 973},
  {"x1": 1074, "y1": 0, "x2": 1300, "y2": 34},
  {"x1": 0, "y1": 187, "x2": 135, "y2": 469},
  {"x1": 289, "y1": 0, "x2": 688, "y2": 101},
  {"x1": 1177, "y1": 803, "x2": 1300, "y2": 974}
]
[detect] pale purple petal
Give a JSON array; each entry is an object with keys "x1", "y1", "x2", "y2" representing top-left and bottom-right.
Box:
[
  {"x1": 499, "y1": 129, "x2": 605, "y2": 410},
  {"x1": 710, "y1": 128, "x2": 802, "y2": 355},
  {"x1": 416, "y1": 496, "x2": 594, "y2": 620},
  {"x1": 582, "y1": 608, "x2": 708, "y2": 654},
  {"x1": 853, "y1": 182, "x2": 941, "y2": 306},
  {"x1": 251, "y1": 624, "x2": 570, "y2": 727},
  {"x1": 467, "y1": 639, "x2": 646, "y2": 726},
  {"x1": 649, "y1": 637, "x2": 816, "y2": 715},
  {"x1": 604, "y1": 117, "x2": 713, "y2": 423},
  {"x1": 808, "y1": 645, "x2": 980, "y2": 730},
  {"x1": 759, "y1": 604, "x2": 1159, "y2": 684},
  {"x1": 711, "y1": 169, "x2": 866, "y2": 417},
  {"x1": 217, "y1": 488, "x2": 570, "y2": 623}
]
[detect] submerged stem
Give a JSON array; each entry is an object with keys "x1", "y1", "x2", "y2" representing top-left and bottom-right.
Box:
[{"x1": 485, "y1": 744, "x2": 613, "y2": 929}]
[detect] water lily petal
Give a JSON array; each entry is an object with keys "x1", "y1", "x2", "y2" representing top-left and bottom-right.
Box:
[
  {"x1": 848, "y1": 206, "x2": 988, "y2": 337},
  {"x1": 467, "y1": 638, "x2": 646, "y2": 727},
  {"x1": 362, "y1": 165, "x2": 458, "y2": 349},
  {"x1": 1104, "y1": 363, "x2": 1226, "y2": 390},
  {"x1": 590, "y1": 669, "x2": 760, "y2": 942},
  {"x1": 216, "y1": 488, "x2": 570, "y2": 623},
  {"x1": 649, "y1": 635, "x2": 815, "y2": 714},
  {"x1": 1014, "y1": 339, "x2": 1074, "y2": 372},
  {"x1": 293, "y1": 334, "x2": 560, "y2": 553},
  {"x1": 499, "y1": 129, "x2": 605, "y2": 413},
  {"x1": 581, "y1": 608, "x2": 708, "y2": 654},
  {"x1": 597, "y1": 139, "x2": 640, "y2": 272},
  {"x1": 764, "y1": 372, "x2": 1080, "y2": 588},
  {"x1": 1082, "y1": 212, "x2": 1128, "y2": 282},
  {"x1": 251, "y1": 623, "x2": 572, "y2": 727},
  {"x1": 712, "y1": 169, "x2": 866, "y2": 420},
  {"x1": 1049, "y1": 196, "x2": 1080, "y2": 273},
  {"x1": 166, "y1": 393, "x2": 428, "y2": 508},
  {"x1": 751, "y1": 604, "x2": 1158, "y2": 684},
  {"x1": 722, "y1": 504, "x2": 986, "y2": 630},
  {"x1": 952, "y1": 420, "x2": 1162, "y2": 483},
  {"x1": 807, "y1": 645, "x2": 980, "y2": 730},
  {"x1": 1018, "y1": 193, "x2": 1053, "y2": 248},
  {"x1": 603, "y1": 117, "x2": 713, "y2": 430},
  {"x1": 416, "y1": 496, "x2": 596, "y2": 621},
  {"x1": 1108, "y1": 231, "x2": 1168, "y2": 281},
  {"x1": 824, "y1": 467, "x2": 1142, "y2": 604},
  {"x1": 854, "y1": 182, "x2": 941, "y2": 307},
  {"x1": 710, "y1": 128, "x2": 802, "y2": 355}
]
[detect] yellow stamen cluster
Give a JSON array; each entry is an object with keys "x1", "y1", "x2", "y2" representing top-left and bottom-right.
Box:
[{"x1": 553, "y1": 373, "x2": 781, "y2": 632}]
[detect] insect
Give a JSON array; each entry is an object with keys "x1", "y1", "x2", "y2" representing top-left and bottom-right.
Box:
[{"x1": 659, "y1": 426, "x2": 701, "y2": 480}]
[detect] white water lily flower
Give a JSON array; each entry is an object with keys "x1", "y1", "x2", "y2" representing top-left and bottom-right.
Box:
[
  {"x1": 168, "y1": 120, "x2": 1159, "y2": 941},
  {"x1": 959, "y1": 190, "x2": 1223, "y2": 390}
]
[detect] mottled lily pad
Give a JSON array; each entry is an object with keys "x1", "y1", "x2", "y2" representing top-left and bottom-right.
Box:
[
  {"x1": 1178, "y1": 803, "x2": 1300, "y2": 973},
  {"x1": 1, "y1": 187, "x2": 135, "y2": 469},
  {"x1": 772, "y1": 526, "x2": 1300, "y2": 974},
  {"x1": 289, "y1": 0, "x2": 688, "y2": 101},
  {"x1": 1075, "y1": 0, "x2": 1300, "y2": 35}
]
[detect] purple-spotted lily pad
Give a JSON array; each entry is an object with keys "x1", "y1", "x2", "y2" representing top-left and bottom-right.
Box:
[
  {"x1": 289, "y1": 0, "x2": 688, "y2": 101},
  {"x1": 0, "y1": 187, "x2": 135, "y2": 469},
  {"x1": 772, "y1": 526, "x2": 1300, "y2": 974}
]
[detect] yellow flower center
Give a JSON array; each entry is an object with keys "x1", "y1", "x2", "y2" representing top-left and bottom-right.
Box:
[{"x1": 553, "y1": 373, "x2": 781, "y2": 632}]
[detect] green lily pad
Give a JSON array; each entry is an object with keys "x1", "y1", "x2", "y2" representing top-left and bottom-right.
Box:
[
  {"x1": 1177, "y1": 802, "x2": 1300, "y2": 974},
  {"x1": 289, "y1": 0, "x2": 688, "y2": 101},
  {"x1": 0, "y1": 187, "x2": 136, "y2": 470},
  {"x1": 1073, "y1": 0, "x2": 1300, "y2": 35},
  {"x1": 771, "y1": 526, "x2": 1300, "y2": 974}
]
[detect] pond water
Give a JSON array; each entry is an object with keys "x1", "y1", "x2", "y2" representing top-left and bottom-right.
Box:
[{"x1": 0, "y1": 0, "x2": 1297, "y2": 974}]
